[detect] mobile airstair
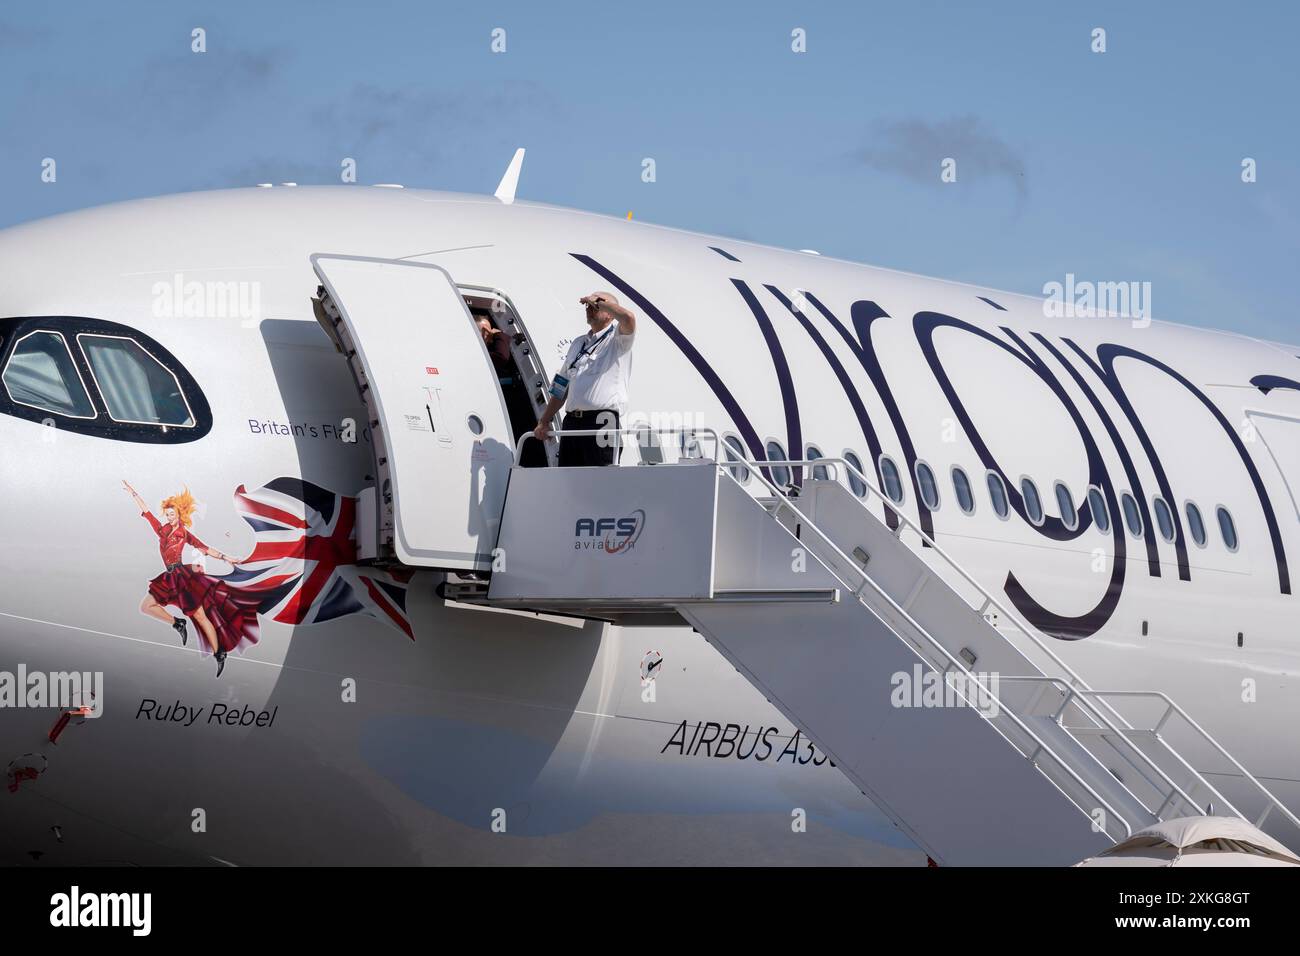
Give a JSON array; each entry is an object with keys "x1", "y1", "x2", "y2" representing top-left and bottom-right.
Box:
[
  {"x1": 472, "y1": 428, "x2": 1300, "y2": 866},
  {"x1": 306, "y1": 257, "x2": 1296, "y2": 865}
]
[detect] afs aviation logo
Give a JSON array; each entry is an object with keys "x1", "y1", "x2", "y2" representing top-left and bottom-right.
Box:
[{"x1": 574, "y1": 509, "x2": 646, "y2": 555}]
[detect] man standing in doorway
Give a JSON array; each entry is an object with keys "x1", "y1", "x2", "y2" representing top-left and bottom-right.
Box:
[{"x1": 532, "y1": 291, "x2": 636, "y2": 466}]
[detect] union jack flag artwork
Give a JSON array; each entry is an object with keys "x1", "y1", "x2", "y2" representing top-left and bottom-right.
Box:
[{"x1": 221, "y1": 477, "x2": 415, "y2": 640}]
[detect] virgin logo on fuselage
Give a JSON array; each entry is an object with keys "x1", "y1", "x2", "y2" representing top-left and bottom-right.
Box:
[{"x1": 570, "y1": 251, "x2": 1293, "y2": 642}]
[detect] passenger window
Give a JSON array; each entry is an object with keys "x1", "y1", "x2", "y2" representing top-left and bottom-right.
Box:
[
  {"x1": 1152, "y1": 496, "x2": 1175, "y2": 542},
  {"x1": 1087, "y1": 486, "x2": 1110, "y2": 533},
  {"x1": 915, "y1": 461, "x2": 940, "y2": 511},
  {"x1": 723, "y1": 434, "x2": 749, "y2": 483},
  {"x1": 1021, "y1": 478, "x2": 1044, "y2": 525},
  {"x1": 879, "y1": 455, "x2": 904, "y2": 504},
  {"x1": 987, "y1": 471, "x2": 1009, "y2": 519},
  {"x1": 1121, "y1": 493, "x2": 1143, "y2": 538},
  {"x1": 1185, "y1": 501, "x2": 1207, "y2": 547},
  {"x1": 78, "y1": 334, "x2": 194, "y2": 427},
  {"x1": 951, "y1": 466, "x2": 975, "y2": 515},
  {"x1": 766, "y1": 441, "x2": 790, "y2": 487},
  {"x1": 1216, "y1": 506, "x2": 1239, "y2": 552},
  {"x1": 843, "y1": 451, "x2": 868, "y2": 498},
  {"x1": 806, "y1": 445, "x2": 830, "y2": 481},
  {"x1": 2, "y1": 330, "x2": 96, "y2": 418},
  {"x1": 1054, "y1": 481, "x2": 1078, "y2": 531}
]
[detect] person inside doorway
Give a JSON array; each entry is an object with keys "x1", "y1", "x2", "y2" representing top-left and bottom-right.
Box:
[{"x1": 477, "y1": 314, "x2": 514, "y2": 374}]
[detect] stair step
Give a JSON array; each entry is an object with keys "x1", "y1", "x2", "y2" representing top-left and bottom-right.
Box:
[{"x1": 482, "y1": 456, "x2": 1299, "y2": 861}]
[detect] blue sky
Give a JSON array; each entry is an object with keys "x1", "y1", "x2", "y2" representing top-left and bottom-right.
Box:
[{"x1": 2, "y1": 1, "x2": 1297, "y2": 342}]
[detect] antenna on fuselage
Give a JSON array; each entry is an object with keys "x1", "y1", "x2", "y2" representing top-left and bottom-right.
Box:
[{"x1": 494, "y1": 148, "x2": 526, "y2": 204}]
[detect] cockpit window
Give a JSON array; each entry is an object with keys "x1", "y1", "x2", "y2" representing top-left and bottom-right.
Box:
[
  {"x1": 79, "y1": 334, "x2": 195, "y2": 427},
  {"x1": 0, "y1": 316, "x2": 210, "y2": 444},
  {"x1": 2, "y1": 330, "x2": 96, "y2": 418}
]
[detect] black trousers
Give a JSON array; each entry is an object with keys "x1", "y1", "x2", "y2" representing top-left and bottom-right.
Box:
[{"x1": 558, "y1": 409, "x2": 621, "y2": 467}]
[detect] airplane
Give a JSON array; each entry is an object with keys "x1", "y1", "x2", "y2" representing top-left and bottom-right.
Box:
[{"x1": 2, "y1": 156, "x2": 1298, "y2": 866}]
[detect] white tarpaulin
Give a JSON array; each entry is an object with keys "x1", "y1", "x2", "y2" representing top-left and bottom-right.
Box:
[{"x1": 1075, "y1": 816, "x2": 1300, "y2": 867}]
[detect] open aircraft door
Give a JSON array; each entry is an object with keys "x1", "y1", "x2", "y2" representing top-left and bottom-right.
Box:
[
  {"x1": 312, "y1": 254, "x2": 515, "y2": 571},
  {"x1": 1248, "y1": 410, "x2": 1300, "y2": 522}
]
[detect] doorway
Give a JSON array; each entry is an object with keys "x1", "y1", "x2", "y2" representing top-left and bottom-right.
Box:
[
  {"x1": 1248, "y1": 411, "x2": 1300, "y2": 522},
  {"x1": 460, "y1": 288, "x2": 549, "y2": 468}
]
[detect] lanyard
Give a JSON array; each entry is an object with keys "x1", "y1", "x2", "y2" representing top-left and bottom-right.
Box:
[{"x1": 567, "y1": 326, "x2": 615, "y2": 371}]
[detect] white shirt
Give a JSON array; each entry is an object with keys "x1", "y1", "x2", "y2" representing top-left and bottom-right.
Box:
[{"x1": 561, "y1": 325, "x2": 635, "y2": 414}]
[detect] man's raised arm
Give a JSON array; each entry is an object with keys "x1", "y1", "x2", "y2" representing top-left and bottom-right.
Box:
[{"x1": 582, "y1": 292, "x2": 635, "y2": 335}]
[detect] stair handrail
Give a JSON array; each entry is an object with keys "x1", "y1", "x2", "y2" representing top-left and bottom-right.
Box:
[
  {"x1": 791, "y1": 456, "x2": 1130, "y2": 723},
  {"x1": 803, "y1": 455, "x2": 1300, "y2": 832},
  {"x1": 502, "y1": 427, "x2": 1295, "y2": 836},
  {"x1": 996, "y1": 676, "x2": 1235, "y2": 823},
  {"x1": 710, "y1": 459, "x2": 1138, "y2": 839},
  {"x1": 1077, "y1": 689, "x2": 1300, "y2": 833},
  {"x1": 514, "y1": 426, "x2": 721, "y2": 464},
  {"x1": 506, "y1": 428, "x2": 1172, "y2": 830},
  {"x1": 732, "y1": 452, "x2": 1298, "y2": 837}
]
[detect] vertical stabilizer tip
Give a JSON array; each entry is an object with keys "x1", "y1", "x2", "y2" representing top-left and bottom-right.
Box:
[{"x1": 495, "y1": 148, "x2": 526, "y2": 204}]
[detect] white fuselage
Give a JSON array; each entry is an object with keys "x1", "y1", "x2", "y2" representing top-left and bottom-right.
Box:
[{"x1": 0, "y1": 186, "x2": 1296, "y2": 865}]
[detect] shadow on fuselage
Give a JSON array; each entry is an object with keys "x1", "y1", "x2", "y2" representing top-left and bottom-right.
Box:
[{"x1": 249, "y1": 318, "x2": 602, "y2": 862}]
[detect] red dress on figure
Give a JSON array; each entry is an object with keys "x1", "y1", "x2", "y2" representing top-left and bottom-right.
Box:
[{"x1": 142, "y1": 511, "x2": 260, "y2": 654}]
